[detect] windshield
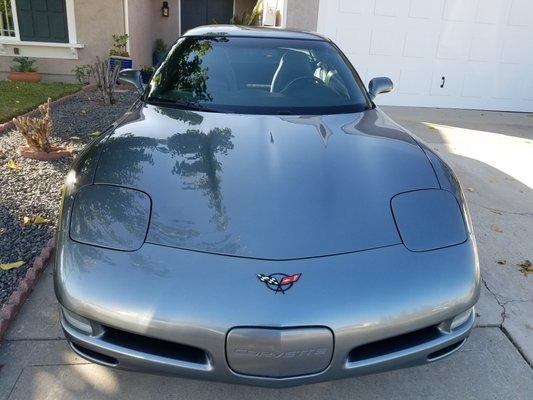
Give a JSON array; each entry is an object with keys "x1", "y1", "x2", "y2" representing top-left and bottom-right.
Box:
[{"x1": 146, "y1": 36, "x2": 371, "y2": 115}]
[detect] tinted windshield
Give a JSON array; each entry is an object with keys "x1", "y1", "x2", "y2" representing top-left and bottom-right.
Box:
[{"x1": 146, "y1": 36, "x2": 371, "y2": 115}]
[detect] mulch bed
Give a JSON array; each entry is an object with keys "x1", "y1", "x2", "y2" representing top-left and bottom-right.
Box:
[{"x1": 0, "y1": 87, "x2": 137, "y2": 307}]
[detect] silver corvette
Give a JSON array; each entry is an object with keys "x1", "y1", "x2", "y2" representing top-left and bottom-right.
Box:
[{"x1": 55, "y1": 26, "x2": 480, "y2": 387}]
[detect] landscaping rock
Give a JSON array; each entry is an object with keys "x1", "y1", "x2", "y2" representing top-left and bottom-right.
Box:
[{"x1": 0, "y1": 89, "x2": 137, "y2": 306}]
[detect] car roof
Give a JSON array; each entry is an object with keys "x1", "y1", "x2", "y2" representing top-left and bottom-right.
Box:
[{"x1": 182, "y1": 25, "x2": 329, "y2": 41}]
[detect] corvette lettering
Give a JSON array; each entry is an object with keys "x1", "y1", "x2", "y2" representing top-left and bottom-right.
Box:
[{"x1": 234, "y1": 348, "x2": 328, "y2": 359}]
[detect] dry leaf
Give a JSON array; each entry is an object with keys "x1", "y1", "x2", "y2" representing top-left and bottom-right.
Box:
[
  {"x1": 497, "y1": 259, "x2": 507, "y2": 265},
  {"x1": 0, "y1": 261, "x2": 25, "y2": 270},
  {"x1": 0, "y1": 150, "x2": 6, "y2": 159},
  {"x1": 22, "y1": 215, "x2": 49, "y2": 226},
  {"x1": 6, "y1": 159, "x2": 21, "y2": 171},
  {"x1": 491, "y1": 224, "x2": 503, "y2": 233},
  {"x1": 518, "y1": 260, "x2": 532, "y2": 275},
  {"x1": 466, "y1": 187, "x2": 474, "y2": 192},
  {"x1": 33, "y1": 215, "x2": 49, "y2": 224},
  {"x1": 69, "y1": 136, "x2": 82, "y2": 141},
  {"x1": 88, "y1": 131, "x2": 101, "y2": 137}
]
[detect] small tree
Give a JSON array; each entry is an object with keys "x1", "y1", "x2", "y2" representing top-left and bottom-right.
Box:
[
  {"x1": 72, "y1": 64, "x2": 92, "y2": 85},
  {"x1": 90, "y1": 57, "x2": 120, "y2": 105},
  {"x1": 13, "y1": 98, "x2": 53, "y2": 152}
]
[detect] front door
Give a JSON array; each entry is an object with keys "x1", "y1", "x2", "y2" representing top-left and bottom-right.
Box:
[{"x1": 181, "y1": 0, "x2": 233, "y2": 34}]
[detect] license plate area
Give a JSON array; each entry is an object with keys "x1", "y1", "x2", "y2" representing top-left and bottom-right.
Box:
[{"x1": 226, "y1": 327, "x2": 333, "y2": 378}]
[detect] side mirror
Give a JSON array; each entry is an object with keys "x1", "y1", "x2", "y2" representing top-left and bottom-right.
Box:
[
  {"x1": 368, "y1": 77, "x2": 393, "y2": 99},
  {"x1": 118, "y1": 69, "x2": 144, "y2": 94}
]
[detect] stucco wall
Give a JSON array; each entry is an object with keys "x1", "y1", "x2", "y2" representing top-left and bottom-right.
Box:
[
  {"x1": 285, "y1": 0, "x2": 319, "y2": 31},
  {"x1": 0, "y1": 0, "x2": 126, "y2": 82},
  {"x1": 127, "y1": 0, "x2": 180, "y2": 68}
]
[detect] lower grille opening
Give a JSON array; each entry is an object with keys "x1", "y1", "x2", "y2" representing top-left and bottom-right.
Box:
[
  {"x1": 427, "y1": 339, "x2": 464, "y2": 360},
  {"x1": 348, "y1": 326, "x2": 440, "y2": 363},
  {"x1": 72, "y1": 342, "x2": 118, "y2": 366},
  {"x1": 102, "y1": 326, "x2": 209, "y2": 365}
]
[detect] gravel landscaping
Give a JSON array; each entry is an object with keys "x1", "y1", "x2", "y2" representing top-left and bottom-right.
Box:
[{"x1": 0, "y1": 88, "x2": 137, "y2": 306}]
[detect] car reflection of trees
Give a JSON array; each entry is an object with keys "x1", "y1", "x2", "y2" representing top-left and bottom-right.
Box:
[
  {"x1": 99, "y1": 134, "x2": 158, "y2": 186},
  {"x1": 98, "y1": 123, "x2": 234, "y2": 232},
  {"x1": 167, "y1": 127, "x2": 234, "y2": 230},
  {"x1": 149, "y1": 37, "x2": 228, "y2": 103}
]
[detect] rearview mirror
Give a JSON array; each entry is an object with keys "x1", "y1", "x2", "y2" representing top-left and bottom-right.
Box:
[
  {"x1": 118, "y1": 69, "x2": 144, "y2": 94},
  {"x1": 368, "y1": 77, "x2": 393, "y2": 99}
]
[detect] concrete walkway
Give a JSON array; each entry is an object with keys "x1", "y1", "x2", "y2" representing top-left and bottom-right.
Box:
[{"x1": 1, "y1": 107, "x2": 532, "y2": 399}]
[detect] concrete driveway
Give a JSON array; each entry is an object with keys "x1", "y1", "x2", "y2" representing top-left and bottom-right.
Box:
[{"x1": 1, "y1": 106, "x2": 532, "y2": 399}]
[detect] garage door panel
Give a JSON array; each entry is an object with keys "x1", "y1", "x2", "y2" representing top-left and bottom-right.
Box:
[
  {"x1": 508, "y1": 0, "x2": 533, "y2": 26},
  {"x1": 475, "y1": 0, "x2": 506, "y2": 24},
  {"x1": 336, "y1": 26, "x2": 370, "y2": 55},
  {"x1": 408, "y1": 0, "x2": 439, "y2": 19},
  {"x1": 461, "y1": 66, "x2": 491, "y2": 98},
  {"x1": 500, "y1": 32, "x2": 528, "y2": 64},
  {"x1": 468, "y1": 33, "x2": 500, "y2": 62},
  {"x1": 437, "y1": 23, "x2": 470, "y2": 60},
  {"x1": 430, "y1": 70, "x2": 462, "y2": 97},
  {"x1": 318, "y1": 0, "x2": 533, "y2": 111},
  {"x1": 374, "y1": 0, "x2": 403, "y2": 17},
  {"x1": 339, "y1": 0, "x2": 366, "y2": 14},
  {"x1": 443, "y1": 0, "x2": 476, "y2": 22},
  {"x1": 398, "y1": 69, "x2": 432, "y2": 95},
  {"x1": 491, "y1": 64, "x2": 521, "y2": 100},
  {"x1": 370, "y1": 28, "x2": 402, "y2": 56},
  {"x1": 403, "y1": 31, "x2": 438, "y2": 58},
  {"x1": 521, "y1": 69, "x2": 533, "y2": 100}
]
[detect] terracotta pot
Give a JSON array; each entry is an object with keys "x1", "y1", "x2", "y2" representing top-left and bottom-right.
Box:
[
  {"x1": 19, "y1": 146, "x2": 74, "y2": 160},
  {"x1": 7, "y1": 71, "x2": 42, "y2": 83}
]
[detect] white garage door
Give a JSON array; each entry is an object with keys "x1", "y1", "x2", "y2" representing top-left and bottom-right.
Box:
[{"x1": 317, "y1": 0, "x2": 533, "y2": 111}]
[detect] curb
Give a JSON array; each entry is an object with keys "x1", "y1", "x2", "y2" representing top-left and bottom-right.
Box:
[
  {"x1": 0, "y1": 237, "x2": 56, "y2": 341},
  {"x1": 0, "y1": 84, "x2": 96, "y2": 135}
]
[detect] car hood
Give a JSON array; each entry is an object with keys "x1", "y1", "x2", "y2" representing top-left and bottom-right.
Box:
[{"x1": 94, "y1": 104, "x2": 439, "y2": 260}]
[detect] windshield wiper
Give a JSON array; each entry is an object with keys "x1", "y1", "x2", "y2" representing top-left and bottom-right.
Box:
[{"x1": 146, "y1": 96, "x2": 214, "y2": 112}]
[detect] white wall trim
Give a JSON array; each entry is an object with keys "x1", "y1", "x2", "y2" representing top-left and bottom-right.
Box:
[
  {"x1": 123, "y1": 0, "x2": 130, "y2": 52},
  {"x1": 1, "y1": 0, "x2": 82, "y2": 55},
  {"x1": 0, "y1": 0, "x2": 21, "y2": 40},
  {"x1": 281, "y1": 0, "x2": 288, "y2": 28},
  {"x1": 65, "y1": 0, "x2": 77, "y2": 44},
  {"x1": 0, "y1": 40, "x2": 83, "y2": 48},
  {"x1": 316, "y1": 0, "x2": 327, "y2": 35},
  {"x1": 10, "y1": 0, "x2": 21, "y2": 40},
  {"x1": 0, "y1": 41, "x2": 83, "y2": 59}
]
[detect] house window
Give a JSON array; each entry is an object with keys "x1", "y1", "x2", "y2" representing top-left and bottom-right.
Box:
[
  {"x1": 0, "y1": 0, "x2": 16, "y2": 37},
  {"x1": 16, "y1": 0, "x2": 69, "y2": 43}
]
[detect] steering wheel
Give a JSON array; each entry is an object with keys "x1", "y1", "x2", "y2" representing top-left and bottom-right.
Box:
[{"x1": 282, "y1": 76, "x2": 324, "y2": 92}]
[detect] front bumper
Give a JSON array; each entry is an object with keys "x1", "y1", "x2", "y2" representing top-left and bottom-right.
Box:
[
  {"x1": 61, "y1": 307, "x2": 474, "y2": 387},
  {"x1": 55, "y1": 239, "x2": 479, "y2": 387}
]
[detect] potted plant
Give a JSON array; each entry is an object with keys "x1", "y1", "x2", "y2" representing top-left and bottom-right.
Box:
[
  {"x1": 109, "y1": 33, "x2": 133, "y2": 71},
  {"x1": 7, "y1": 57, "x2": 41, "y2": 82},
  {"x1": 140, "y1": 65, "x2": 154, "y2": 84},
  {"x1": 152, "y1": 38, "x2": 167, "y2": 66}
]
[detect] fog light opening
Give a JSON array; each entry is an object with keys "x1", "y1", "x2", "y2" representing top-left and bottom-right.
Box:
[
  {"x1": 450, "y1": 308, "x2": 472, "y2": 331},
  {"x1": 62, "y1": 307, "x2": 93, "y2": 335}
]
